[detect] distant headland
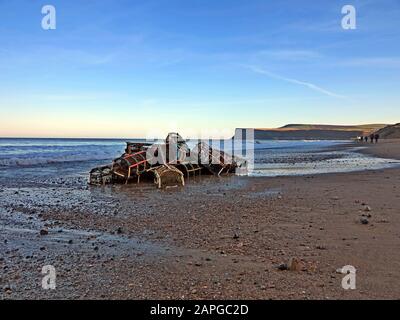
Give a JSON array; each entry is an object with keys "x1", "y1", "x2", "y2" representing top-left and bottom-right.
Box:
[{"x1": 236, "y1": 124, "x2": 393, "y2": 140}]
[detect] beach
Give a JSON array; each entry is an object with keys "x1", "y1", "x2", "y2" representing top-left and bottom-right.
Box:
[{"x1": 1, "y1": 139, "x2": 400, "y2": 300}]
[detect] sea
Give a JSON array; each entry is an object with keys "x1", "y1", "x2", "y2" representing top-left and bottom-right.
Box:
[{"x1": 0, "y1": 138, "x2": 399, "y2": 185}]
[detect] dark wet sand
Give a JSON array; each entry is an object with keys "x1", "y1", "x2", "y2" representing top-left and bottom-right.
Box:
[{"x1": 1, "y1": 140, "x2": 400, "y2": 300}]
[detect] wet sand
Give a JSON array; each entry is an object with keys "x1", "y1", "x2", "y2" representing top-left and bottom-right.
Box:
[
  {"x1": 1, "y1": 140, "x2": 400, "y2": 299},
  {"x1": 358, "y1": 139, "x2": 400, "y2": 160}
]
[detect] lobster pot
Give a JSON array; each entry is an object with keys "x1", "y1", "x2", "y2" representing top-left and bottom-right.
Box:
[
  {"x1": 89, "y1": 166, "x2": 114, "y2": 185},
  {"x1": 177, "y1": 163, "x2": 203, "y2": 177},
  {"x1": 112, "y1": 151, "x2": 149, "y2": 179},
  {"x1": 165, "y1": 132, "x2": 190, "y2": 164},
  {"x1": 192, "y1": 141, "x2": 235, "y2": 175},
  {"x1": 151, "y1": 165, "x2": 185, "y2": 188}
]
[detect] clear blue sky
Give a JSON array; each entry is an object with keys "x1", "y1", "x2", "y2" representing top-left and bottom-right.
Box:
[{"x1": 0, "y1": 0, "x2": 399, "y2": 138}]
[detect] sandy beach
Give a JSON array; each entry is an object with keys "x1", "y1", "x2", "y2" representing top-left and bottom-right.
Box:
[
  {"x1": 1, "y1": 140, "x2": 400, "y2": 300},
  {"x1": 358, "y1": 139, "x2": 400, "y2": 160}
]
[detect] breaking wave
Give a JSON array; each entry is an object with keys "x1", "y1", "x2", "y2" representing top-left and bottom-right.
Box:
[
  {"x1": 0, "y1": 152, "x2": 119, "y2": 167},
  {"x1": 0, "y1": 138, "x2": 126, "y2": 167}
]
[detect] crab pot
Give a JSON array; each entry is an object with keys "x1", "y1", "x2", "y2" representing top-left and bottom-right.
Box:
[
  {"x1": 176, "y1": 163, "x2": 203, "y2": 177},
  {"x1": 152, "y1": 165, "x2": 185, "y2": 188},
  {"x1": 89, "y1": 165, "x2": 114, "y2": 185},
  {"x1": 112, "y1": 150, "x2": 150, "y2": 181}
]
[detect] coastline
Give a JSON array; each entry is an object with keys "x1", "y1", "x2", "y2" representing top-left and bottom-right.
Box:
[{"x1": 1, "y1": 140, "x2": 400, "y2": 299}]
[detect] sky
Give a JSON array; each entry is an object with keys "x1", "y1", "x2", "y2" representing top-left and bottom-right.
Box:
[{"x1": 0, "y1": 0, "x2": 399, "y2": 138}]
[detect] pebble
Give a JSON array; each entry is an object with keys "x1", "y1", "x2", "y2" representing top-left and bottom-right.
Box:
[
  {"x1": 288, "y1": 257, "x2": 303, "y2": 271},
  {"x1": 277, "y1": 263, "x2": 288, "y2": 271},
  {"x1": 3, "y1": 285, "x2": 12, "y2": 293},
  {"x1": 360, "y1": 217, "x2": 369, "y2": 225},
  {"x1": 39, "y1": 229, "x2": 48, "y2": 236}
]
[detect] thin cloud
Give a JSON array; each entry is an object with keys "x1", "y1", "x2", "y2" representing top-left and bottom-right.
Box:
[
  {"x1": 246, "y1": 65, "x2": 347, "y2": 99},
  {"x1": 255, "y1": 50, "x2": 322, "y2": 61},
  {"x1": 340, "y1": 57, "x2": 400, "y2": 68}
]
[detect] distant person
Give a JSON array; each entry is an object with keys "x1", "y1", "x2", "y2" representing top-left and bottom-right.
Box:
[
  {"x1": 358, "y1": 136, "x2": 363, "y2": 142},
  {"x1": 370, "y1": 134, "x2": 374, "y2": 143},
  {"x1": 374, "y1": 134, "x2": 380, "y2": 143},
  {"x1": 364, "y1": 136, "x2": 368, "y2": 143}
]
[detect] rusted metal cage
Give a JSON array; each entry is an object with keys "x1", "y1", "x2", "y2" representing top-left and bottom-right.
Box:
[
  {"x1": 149, "y1": 165, "x2": 185, "y2": 188},
  {"x1": 175, "y1": 163, "x2": 203, "y2": 178},
  {"x1": 194, "y1": 142, "x2": 237, "y2": 175},
  {"x1": 112, "y1": 150, "x2": 151, "y2": 183},
  {"x1": 125, "y1": 142, "x2": 152, "y2": 154},
  {"x1": 165, "y1": 132, "x2": 190, "y2": 164},
  {"x1": 89, "y1": 165, "x2": 114, "y2": 186}
]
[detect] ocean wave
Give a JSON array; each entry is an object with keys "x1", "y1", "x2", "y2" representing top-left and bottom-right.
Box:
[{"x1": 0, "y1": 151, "x2": 121, "y2": 167}]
